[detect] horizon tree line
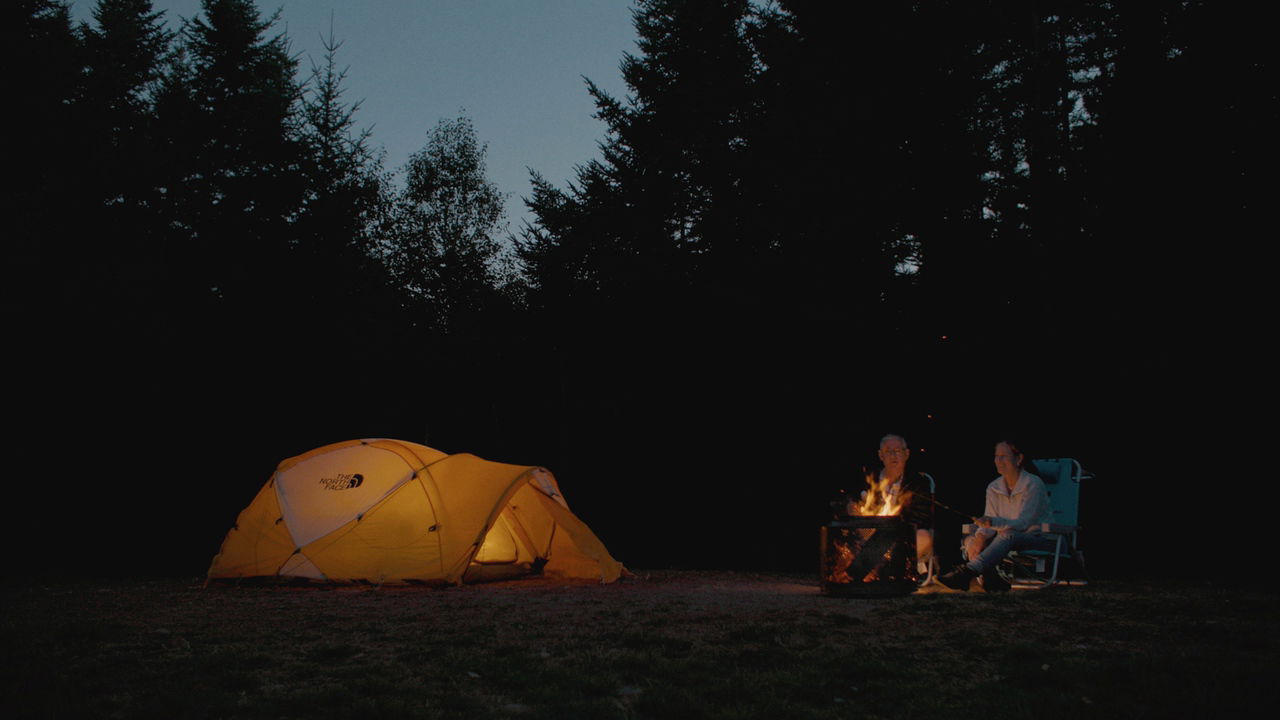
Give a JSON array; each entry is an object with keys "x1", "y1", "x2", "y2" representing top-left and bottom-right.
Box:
[{"x1": 11, "y1": 0, "x2": 1260, "y2": 351}]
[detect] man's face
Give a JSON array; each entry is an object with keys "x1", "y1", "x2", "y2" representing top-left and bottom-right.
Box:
[{"x1": 879, "y1": 438, "x2": 909, "y2": 474}]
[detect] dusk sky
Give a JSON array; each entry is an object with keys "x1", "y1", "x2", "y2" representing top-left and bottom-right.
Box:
[{"x1": 69, "y1": 0, "x2": 639, "y2": 233}]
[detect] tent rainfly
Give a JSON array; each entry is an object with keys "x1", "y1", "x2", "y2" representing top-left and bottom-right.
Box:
[{"x1": 207, "y1": 439, "x2": 624, "y2": 585}]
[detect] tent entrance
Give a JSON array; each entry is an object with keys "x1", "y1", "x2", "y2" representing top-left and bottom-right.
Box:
[
  {"x1": 473, "y1": 513, "x2": 523, "y2": 564},
  {"x1": 464, "y1": 507, "x2": 552, "y2": 582}
]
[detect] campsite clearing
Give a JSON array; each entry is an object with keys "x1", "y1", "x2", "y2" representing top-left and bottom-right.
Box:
[{"x1": 3, "y1": 571, "x2": 1274, "y2": 719}]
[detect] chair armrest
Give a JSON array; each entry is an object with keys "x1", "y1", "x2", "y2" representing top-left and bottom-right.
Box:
[
  {"x1": 965, "y1": 522, "x2": 1077, "y2": 534},
  {"x1": 1036, "y1": 523, "x2": 1078, "y2": 534}
]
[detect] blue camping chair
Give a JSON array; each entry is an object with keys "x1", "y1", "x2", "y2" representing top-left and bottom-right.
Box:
[{"x1": 961, "y1": 458, "x2": 1090, "y2": 588}]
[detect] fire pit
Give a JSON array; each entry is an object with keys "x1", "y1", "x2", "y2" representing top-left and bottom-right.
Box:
[
  {"x1": 820, "y1": 471, "x2": 919, "y2": 597},
  {"x1": 820, "y1": 516, "x2": 918, "y2": 597}
]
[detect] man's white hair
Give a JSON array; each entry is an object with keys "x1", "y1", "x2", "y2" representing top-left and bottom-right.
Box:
[{"x1": 879, "y1": 434, "x2": 908, "y2": 449}]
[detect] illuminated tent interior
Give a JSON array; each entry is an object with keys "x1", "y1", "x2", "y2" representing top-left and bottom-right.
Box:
[{"x1": 207, "y1": 439, "x2": 624, "y2": 585}]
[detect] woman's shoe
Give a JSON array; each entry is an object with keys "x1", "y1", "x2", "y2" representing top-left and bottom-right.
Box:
[
  {"x1": 939, "y1": 565, "x2": 976, "y2": 591},
  {"x1": 981, "y1": 568, "x2": 1011, "y2": 593}
]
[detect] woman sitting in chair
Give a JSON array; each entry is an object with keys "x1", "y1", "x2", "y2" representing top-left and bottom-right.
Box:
[{"x1": 939, "y1": 439, "x2": 1055, "y2": 592}]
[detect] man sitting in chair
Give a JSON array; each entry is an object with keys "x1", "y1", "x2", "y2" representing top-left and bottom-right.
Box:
[
  {"x1": 853, "y1": 434, "x2": 934, "y2": 577},
  {"x1": 939, "y1": 439, "x2": 1055, "y2": 592}
]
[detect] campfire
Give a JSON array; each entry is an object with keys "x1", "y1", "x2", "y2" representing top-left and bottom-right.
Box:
[
  {"x1": 821, "y1": 472, "x2": 918, "y2": 597},
  {"x1": 851, "y1": 472, "x2": 907, "y2": 517}
]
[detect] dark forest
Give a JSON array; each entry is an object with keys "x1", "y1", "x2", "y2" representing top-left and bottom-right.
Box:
[{"x1": 6, "y1": 0, "x2": 1270, "y2": 583}]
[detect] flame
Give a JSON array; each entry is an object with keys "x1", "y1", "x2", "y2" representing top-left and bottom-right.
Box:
[{"x1": 852, "y1": 472, "x2": 909, "y2": 516}]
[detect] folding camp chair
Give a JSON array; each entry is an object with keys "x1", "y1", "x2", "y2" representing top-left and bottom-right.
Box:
[
  {"x1": 917, "y1": 472, "x2": 940, "y2": 587},
  {"x1": 961, "y1": 458, "x2": 1090, "y2": 589}
]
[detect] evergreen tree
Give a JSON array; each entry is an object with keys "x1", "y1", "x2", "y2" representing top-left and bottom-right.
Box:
[
  {"x1": 519, "y1": 0, "x2": 762, "y2": 316},
  {"x1": 294, "y1": 26, "x2": 399, "y2": 337},
  {"x1": 75, "y1": 0, "x2": 175, "y2": 332},
  {"x1": 512, "y1": 169, "x2": 596, "y2": 309},
  {"x1": 518, "y1": 0, "x2": 935, "y2": 333},
  {"x1": 6, "y1": 0, "x2": 85, "y2": 469},
  {"x1": 297, "y1": 30, "x2": 383, "y2": 247},
  {"x1": 750, "y1": 2, "x2": 980, "y2": 332},
  {"x1": 158, "y1": 0, "x2": 306, "y2": 324},
  {"x1": 78, "y1": 0, "x2": 172, "y2": 193},
  {"x1": 6, "y1": 0, "x2": 83, "y2": 324},
  {"x1": 132, "y1": 0, "x2": 312, "y2": 456}
]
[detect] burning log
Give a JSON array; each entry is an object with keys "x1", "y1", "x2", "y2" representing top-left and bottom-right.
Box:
[{"x1": 820, "y1": 517, "x2": 918, "y2": 596}]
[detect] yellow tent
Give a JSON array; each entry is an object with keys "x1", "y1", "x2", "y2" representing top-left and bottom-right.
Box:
[{"x1": 207, "y1": 439, "x2": 624, "y2": 585}]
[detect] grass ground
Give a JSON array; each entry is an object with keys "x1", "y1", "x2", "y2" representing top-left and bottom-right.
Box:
[{"x1": 3, "y1": 570, "x2": 1275, "y2": 719}]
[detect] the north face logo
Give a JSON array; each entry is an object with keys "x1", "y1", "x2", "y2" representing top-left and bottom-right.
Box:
[{"x1": 319, "y1": 473, "x2": 364, "y2": 490}]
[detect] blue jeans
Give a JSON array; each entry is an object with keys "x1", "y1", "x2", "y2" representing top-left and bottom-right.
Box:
[{"x1": 969, "y1": 531, "x2": 1060, "y2": 573}]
